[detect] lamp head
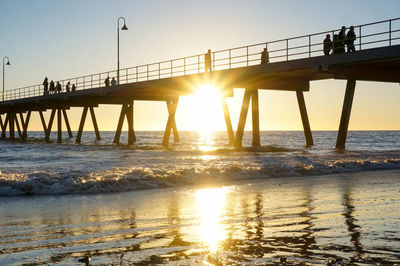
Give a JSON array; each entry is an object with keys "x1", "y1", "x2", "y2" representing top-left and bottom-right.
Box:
[
  {"x1": 6, "y1": 60, "x2": 10, "y2": 66},
  {"x1": 121, "y1": 24, "x2": 128, "y2": 30}
]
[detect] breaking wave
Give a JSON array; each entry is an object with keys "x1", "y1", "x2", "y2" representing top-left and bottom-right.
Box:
[{"x1": 2, "y1": 156, "x2": 400, "y2": 196}]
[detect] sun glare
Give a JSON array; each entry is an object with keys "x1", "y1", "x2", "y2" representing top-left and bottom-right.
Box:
[
  {"x1": 183, "y1": 85, "x2": 224, "y2": 133},
  {"x1": 195, "y1": 187, "x2": 229, "y2": 253}
]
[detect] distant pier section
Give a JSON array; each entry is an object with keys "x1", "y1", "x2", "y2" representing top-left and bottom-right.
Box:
[{"x1": 1, "y1": 18, "x2": 400, "y2": 149}]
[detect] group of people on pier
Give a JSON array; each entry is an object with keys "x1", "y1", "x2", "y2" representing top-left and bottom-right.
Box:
[
  {"x1": 104, "y1": 76, "x2": 117, "y2": 87},
  {"x1": 323, "y1": 26, "x2": 356, "y2": 55},
  {"x1": 43, "y1": 77, "x2": 76, "y2": 95}
]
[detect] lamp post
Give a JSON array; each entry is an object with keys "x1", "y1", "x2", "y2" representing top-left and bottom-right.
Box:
[
  {"x1": 117, "y1": 17, "x2": 128, "y2": 84},
  {"x1": 2, "y1": 56, "x2": 11, "y2": 101}
]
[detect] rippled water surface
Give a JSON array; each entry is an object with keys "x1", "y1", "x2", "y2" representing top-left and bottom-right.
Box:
[
  {"x1": 1, "y1": 170, "x2": 399, "y2": 265},
  {"x1": 1, "y1": 131, "x2": 400, "y2": 264}
]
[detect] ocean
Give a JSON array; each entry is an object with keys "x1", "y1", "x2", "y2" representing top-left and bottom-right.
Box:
[{"x1": 0, "y1": 131, "x2": 399, "y2": 264}]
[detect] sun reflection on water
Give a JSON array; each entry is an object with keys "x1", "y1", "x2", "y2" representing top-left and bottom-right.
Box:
[{"x1": 195, "y1": 187, "x2": 229, "y2": 253}]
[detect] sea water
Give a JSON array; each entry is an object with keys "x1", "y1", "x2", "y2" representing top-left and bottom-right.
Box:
[{"x1": 0, "y1": 131, "x2": 399, "y2": 264}]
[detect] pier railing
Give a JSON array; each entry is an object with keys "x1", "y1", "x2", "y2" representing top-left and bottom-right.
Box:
[{"x1": 3, "y1": 18, "x2": 400, "y2": 101}]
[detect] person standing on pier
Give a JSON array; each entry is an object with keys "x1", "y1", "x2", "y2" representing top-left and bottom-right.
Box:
[
  {"x1": 205, "y1": 49, "x2": 212, "y2": 72},
  {"x1": 66, "y1": 82, "x2": 71, "y2": 92},
  {"x1": 261, "y1": 47, "x2": 270, "y2": 64},
  {"x1": 104, "y1": 76, "x2": 110, "y2": 87},
  {"x1": 71, "y1": 84, "x2": 76, "y2": 92},
  {"x1": 346, "y1": 26, "x2": 356, "y2": 52},
  {"x1": 43, "y1": 77, "x2": 49, "y2": 95},
  {"x1": 49, "y1": 80, "x2": 55, "y2": 94},
  {"x1": 323, "y1": 34, "x2": 332, "y2": 55},
  {"x1": 56, "y1": 82, "x2": 62, "y2": 93},
  {"x1": 337, "y1": 26, "x2": 346, "y2": 54},
  {"x1": 111, "y1": 77, "x2": 117, "y2": 86}
]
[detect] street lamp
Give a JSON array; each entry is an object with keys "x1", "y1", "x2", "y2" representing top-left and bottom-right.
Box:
[
  {"x1": 117, "y1": 17, "x2": 128, "y2": 84},
  {"x1": 2, "y1": 56, "x2": 11, "y2": 101}
]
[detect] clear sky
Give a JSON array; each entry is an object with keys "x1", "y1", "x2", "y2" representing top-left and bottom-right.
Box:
[{"x1": 1, "y1": 0, "x2": 400, "y2": 131}]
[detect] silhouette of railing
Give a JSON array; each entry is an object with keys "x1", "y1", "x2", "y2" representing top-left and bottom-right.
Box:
[{"x1": 3, "y1": 18, "x2": 400, "y2": 101}]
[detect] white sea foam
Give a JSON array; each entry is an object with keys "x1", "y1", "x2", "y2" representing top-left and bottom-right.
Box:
[{"x1": 2, "y1": 131, "x2": 400, "y2": 196}]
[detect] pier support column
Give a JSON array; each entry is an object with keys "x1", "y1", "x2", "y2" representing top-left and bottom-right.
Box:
[
  {"x1": 21, "y1": 111, "x2": 31, "y2": 140},
  {"x1": 162, "y1": 97, "x2": 179, "y2": 147},
  {"x1": 336, "y1": 80, "x2": 356, "y2": 149},
  {"x1": 57, "y1": 108, "x2": 62, "y2": 142},
  {"x1": 251, "y1": 89, "x2": 260, "y2": 147},
  {"x1": 39, "y1": 111, "x2": 48, "y2": 137},
  {"x1": 89, "y1": 107, "x2": 101, "y2": 141},
  {"x1": 126, "y1": 102, "x2": 136, "y2": 144},
  {"x1": 166, "y1": 100, "x2": 179, "y2": 143},
  {"x1": 0, "y1": 114, "x2": 8, "y2": 140},
  {"x1": 9, "y1": 113, "x2": 15, "y2": 140},
  {"x1": 15, "y1": 115, "x2": 22, "y2": 139},
  {"x1": 113, "y1": 104, "x2": 127, "y2": 144},
  {"x1": 76, "y1": 107, "x2": 88, "y2": 143},
  {"x1": 75, "y1": 106, "x2": 100, "y2": 144},
  {"x1": 113, "y1": 102, "x2": 136, "y2": 145},
  {"x1": 235, "y1": 88, "x2": 261, "y2": 148},
  {"x1": 235, "y1": 89, "x2": 251, "y2": 148},
  {"x1": 221, "y1": 97, "x2": 234, "y2": 145},
  {"x1": 62, "y1": 109, "x2": 73, "y2": 138},
  {"x1": 45, "y1": 109, "x2": 56, "y2": 141},
  {"x1": 296, "y1": 91, "x2": 314, "y2": 147}
]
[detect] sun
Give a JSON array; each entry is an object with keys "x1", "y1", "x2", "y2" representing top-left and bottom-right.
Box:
[{"x1": 181, "y1": 85, "x2": 225, "y2": 132}]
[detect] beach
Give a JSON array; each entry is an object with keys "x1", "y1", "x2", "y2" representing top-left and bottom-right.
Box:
[
  {"x1": 1, "y1": 131, "x2": 400, "y2": 264},
  {"x1": 1, "y1": 169, "x2": 399, "y2": 265}
]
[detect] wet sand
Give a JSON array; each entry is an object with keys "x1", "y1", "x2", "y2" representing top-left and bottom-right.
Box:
[{"x1": 1, "y1": 169, "x2": 399, "y2": 265}]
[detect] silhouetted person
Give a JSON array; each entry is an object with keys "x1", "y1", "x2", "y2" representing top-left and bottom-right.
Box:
[
  {"x1": 204, "y1": 49, "x2": 212, "y2": 72},
  {"x1": 104, "y1": 76, "x2": 110, "y2": 87},
  {"x1": 261, "y1": 47, "x2": 270, "y2": 64},
  {"x1": 111, "y1": 77, "x2": 117, "y2": 86},
  {"x1": 332, "y1": 34, "x2": 341, "y2": 54},
  {"x1": 66, "y1": 82, "x2": 71, "y2": 92},
  {"x1": 43, "y1": 77, "x2": 49, "y2": 95},
  {"x1": 323, "y1": 34, "x2": 332, "y2": 55},
  {"x1": 56, "y1": 82, "x2": 61, "y2": 93},
  {"x1": 337, "y1": 26, "x2": 346, "y2": 54},
  {"x1": 346, "y1": 26, "x2": 356, "y2": 52},
  {"x1": 71, "y1": 84, "x2": 76, "y2": 92},
  {"x1": 49, "y1": 80, "x2": 55, "y2": 94}
]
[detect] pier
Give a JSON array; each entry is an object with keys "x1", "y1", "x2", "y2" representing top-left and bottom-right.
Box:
[{"x1": 1, "y1": 18, "x2": 400, "y2": 149}]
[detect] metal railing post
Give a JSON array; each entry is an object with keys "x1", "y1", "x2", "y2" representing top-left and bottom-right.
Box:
[
  {"x1": 246, "y1": 47, "x2": 248, "y2": 66},
  {"x1": 308, "y1": 35, "x2": 311, "y2": 57},
  {"x1": 198, "y1": 56, "x2": 200, "y2": 73},
  {"x1": 184, "y1": 57, "x2": 186, "y2": 75},
  {"x1": 359, "y1": 26, "x2": 362, "y2": 50},
  {"x1": 158, "y1": 63, "x2": 160, "y2": 79},
  {"x1": 170, "y1": 61, "x2": 173, "y2": 77},
  {"x1": 126, "y1": 69, "x2": 128, "y2": 83},
  {"x1": 91, "y1": 75, "x2": 93, "y2": 88},
  {"x1": 389, "y1": 20, "x2": 392, "y2": 46},
  {"x1": 213, "y1": 52, "x2": 215, "y2": 71},
  {"x1": 83, "y1": 77, "x2": 85, "y2": 90},
  {"x1": 286, "y1": 39, "x2": 289, "y2": 60},
  {"x1": 147, "y1": 65, "x2": 149, "y2": 80},
  {"x1": 136, "y1": 67, "x2": 138, "y2": 82},
  {"x1": 229, "y1": 49, "x2": 231, "y2": 68},
  {"x1": 99, "y1": 74, "x2": 101, "y2": 87}
]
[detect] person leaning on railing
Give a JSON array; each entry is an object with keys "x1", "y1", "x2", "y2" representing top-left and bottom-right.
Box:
[{"x1": 261, "y1": 48, "x2": 270, "y2": 64}]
